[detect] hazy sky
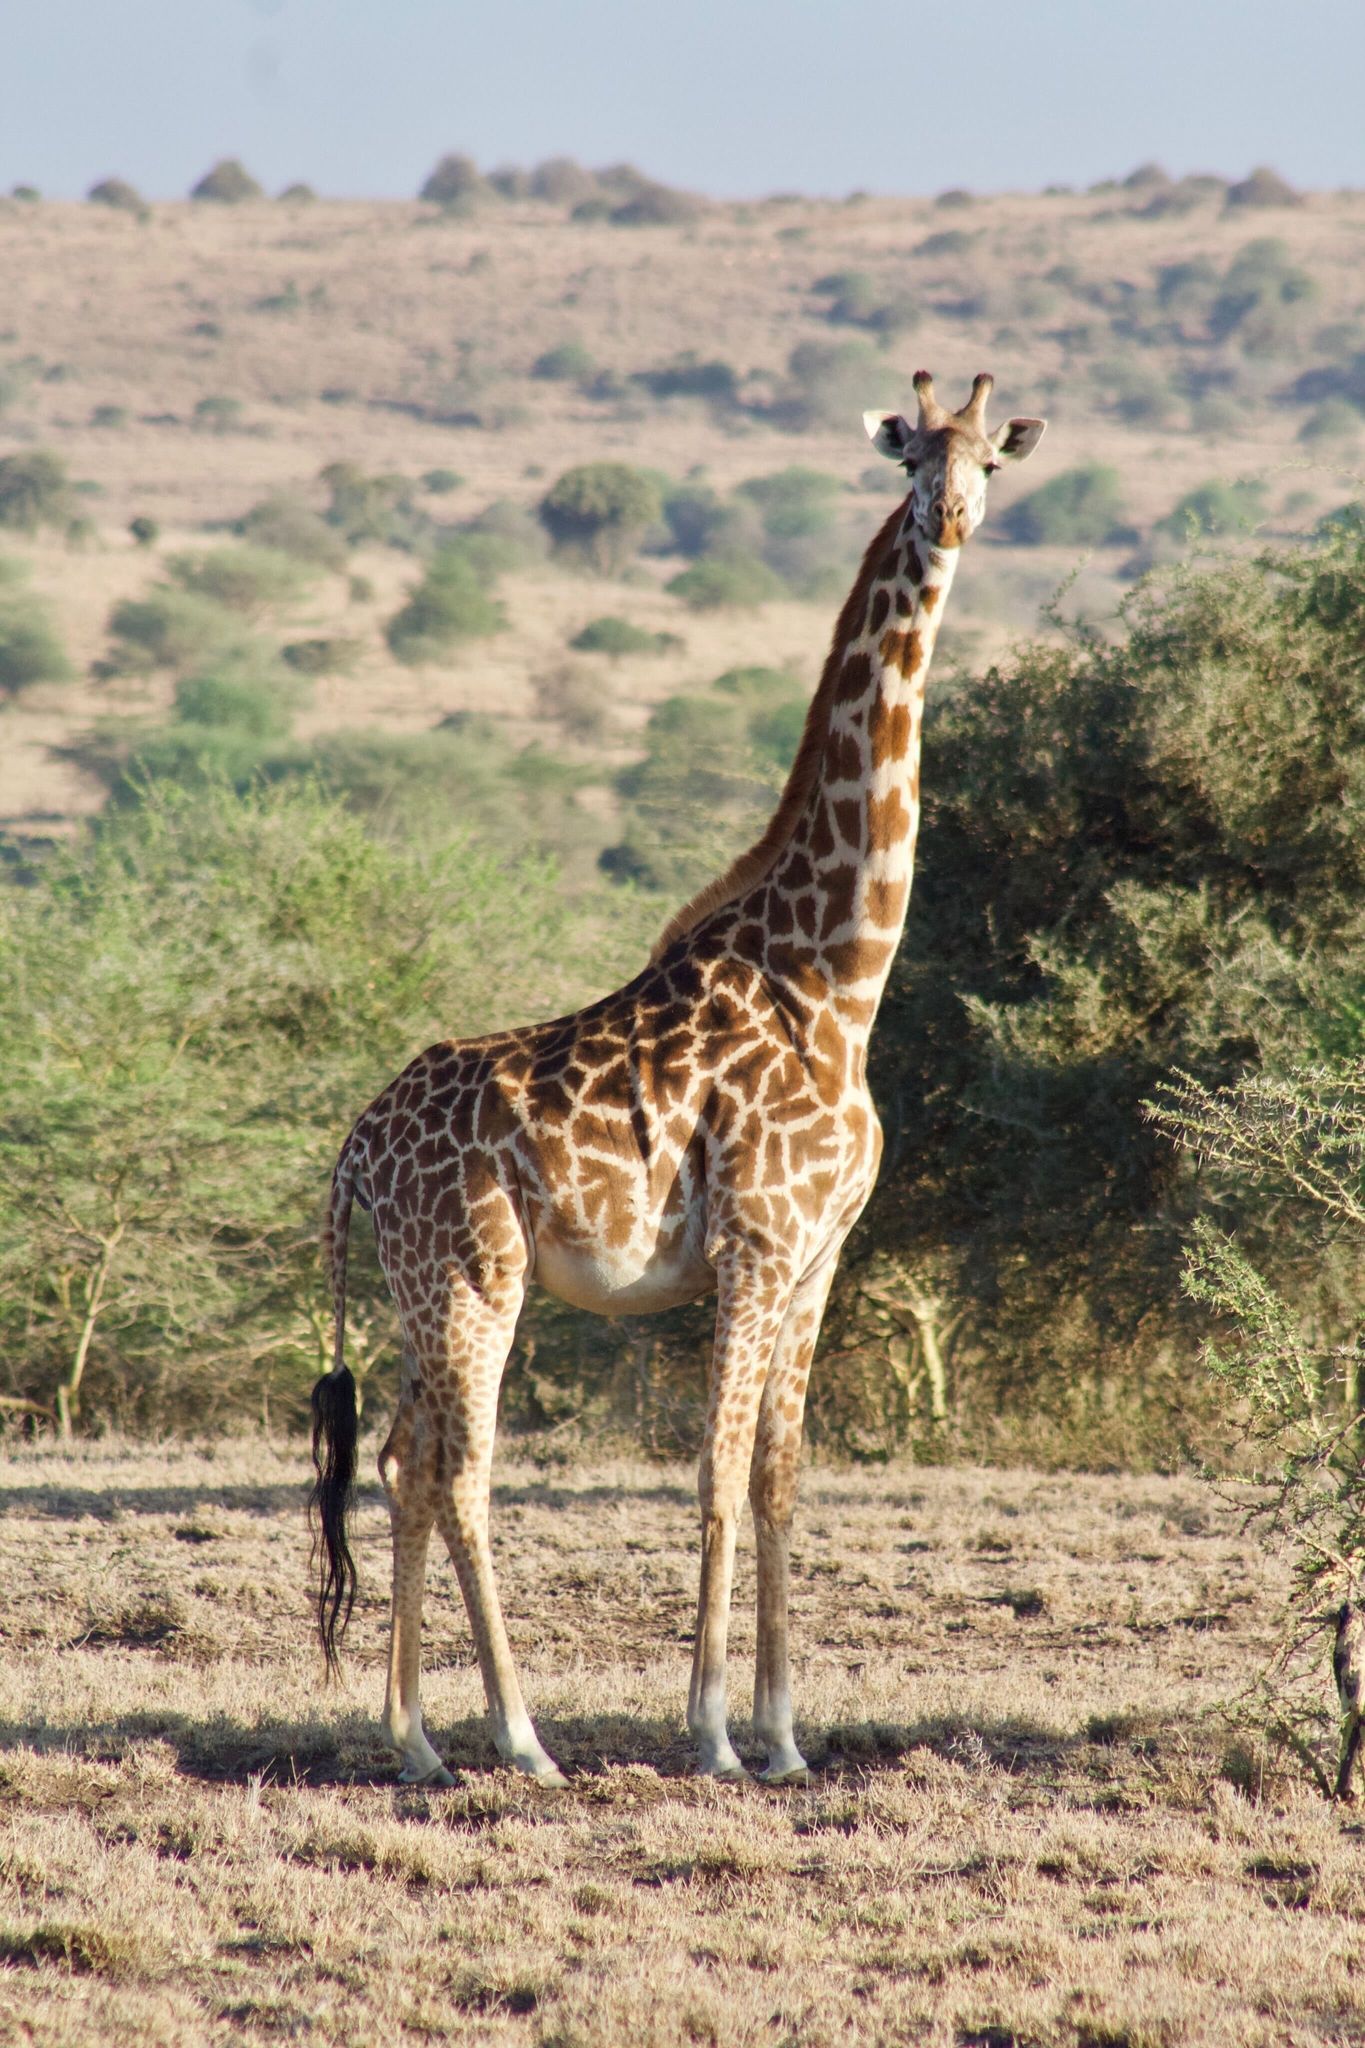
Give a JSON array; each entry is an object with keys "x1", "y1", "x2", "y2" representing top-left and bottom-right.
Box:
[{"x1": 4, "y1": 0, "x2": 1363, "y2": 202}]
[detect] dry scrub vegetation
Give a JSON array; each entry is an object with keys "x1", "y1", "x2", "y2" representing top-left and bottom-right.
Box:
[{"x1": 1, "y1": 1434, "x2": 1362, "y2": 2047}]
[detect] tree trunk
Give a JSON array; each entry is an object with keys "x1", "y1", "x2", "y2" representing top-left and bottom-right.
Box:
[{"x1": 57, "y1": 1224, "x2": 124, "y2": 1441}]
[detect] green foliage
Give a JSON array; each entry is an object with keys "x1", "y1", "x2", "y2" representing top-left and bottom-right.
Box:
[
  {"x1": 1298, "y1": 399, "x2": 1364, "y2": 446},
  {"x1": 539, "y1": 463, "x2": 662, "y2": 572},
  {"x1": 665, "y1": 553, "x2": 786, "y2": 609},
  {"x1": 1155, "y1": 478, "x2": 1266, "y2": 541},
  {"x1": 419, "y1": 154, "x2": 489, "y2": 207},
  {"x1": 420, "y1": 467, "x2": 463, "y2": 495},
  {"x1": 0, "y1": 449, "x2": 73, "y2": 533},
  {"x1": 87, "y1": 177, "x2": 146, "y2": 217},
  {"x1": 660, "y1": 481, "x2": 757, "y2": 560},
  {"x1": 1210, "y1": 239, "x2": 1317, "y2": 354},
  {"x1": 569, "y1": 615, "x2": 673, "y2": 657},
  {"x1": 190, "y1": 159, "x2": 263, "y2": 203},
  {"x1": 281, "y1": 636, "x2": 361, "y2": 676},
  {"x1": 192, "y1": 395, "x2": 243, "y2": 432},
  {"x1": 812, "y1": 270, "x2": 918, "y2": 337},
  {"x1": 830, "y1": 530, "x2": 1365, "y2": 1458},
  {"x1": 0, "y1": 781, "x2": 597, "y2": 1430},
  {"x1": 0, "y1": 586, "x2": 71, "y2": 697},
  {"x1": 319, "y1": 462, "x2": 422, "y2": 548},
  {"x1": 165, "y1": 545, "x2": 312, "y2": 614},
  {"x1": 531, "y1": 342, "x2": 596, "y2": 383},
  {"x1": 774, "y1": 338, "x2": 885, "y2": 432},
  {"x1": 633, "y1": 356, "x2": 739, "y2": 407},
  {"x1": 1148, "y1": 1066, "x2": 1364, "y2": 1783},
  {"x1": 106, "y1": 588, "x2": 239, "y2": 674},
  {"x1": 1001, "y1": 464, "x2": 1129, "y2": 546},
  {"x1": 237, "y1": 493, "x2": 347, "y2": 569},
  {"x1": 600, "y1": 667, "x2": 806, "y2": 895},
  {"x1": 128, "y1": 515, "x2": 159, "y2": 548},
  {"x1": 385, "y1": 546, "x2": 506, "y2": 663}
]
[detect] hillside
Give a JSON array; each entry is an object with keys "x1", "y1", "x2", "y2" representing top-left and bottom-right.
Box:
[{"x1": 1, "y1": 168, "x2": 1362, "y2": 852}]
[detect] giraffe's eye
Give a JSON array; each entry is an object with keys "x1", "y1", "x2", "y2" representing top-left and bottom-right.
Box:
[{"x1": 984, "y1": 460, "x2": 1001, "y2": 476}]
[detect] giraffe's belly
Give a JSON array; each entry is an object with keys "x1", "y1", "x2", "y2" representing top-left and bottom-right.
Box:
[{"x1": 531, "y1": 1220, "x2": 715, "y2": 1317}]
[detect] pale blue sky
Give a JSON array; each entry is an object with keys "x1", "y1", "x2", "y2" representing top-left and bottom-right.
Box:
[{"x1": 4, "y1": 0, "x2": 1363, "y2": 201}]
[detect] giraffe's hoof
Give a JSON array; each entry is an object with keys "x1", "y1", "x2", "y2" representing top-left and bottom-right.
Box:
[
  {"x1": 531, "y1": 1766, "x2": 571, "y2": 1791},
  {"x1": 398, "y1": 1762, "x2": 456, "y2": 1788},
  {"x1": 699, "y1": 1761, "x2": 751, "y2": 1784},
  {"x1": 760, "y1": 1763, "x2": 811, "y2": 1788}
]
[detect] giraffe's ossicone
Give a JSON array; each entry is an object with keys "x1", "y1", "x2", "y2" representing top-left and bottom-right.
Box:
[{"x1": 310, "y1": 371, "x2": 1046, "y2": 1788}]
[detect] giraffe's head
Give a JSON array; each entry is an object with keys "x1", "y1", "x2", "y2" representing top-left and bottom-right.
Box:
[{"x1": 864, "y1": 371, "x2": 1045, "y2": 551}]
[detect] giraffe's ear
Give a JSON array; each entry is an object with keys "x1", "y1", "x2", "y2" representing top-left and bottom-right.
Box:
[
  {"x1": 863, "y1": 411, "x2": 917, "y2": 464},
  {"x1": 991, "y1": 417, "x2": 1047, "y2": 463}
]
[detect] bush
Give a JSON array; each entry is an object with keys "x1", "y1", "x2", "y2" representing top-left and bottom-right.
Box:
[
  {"x1": 281, "y1": 637, "x2": 361, "y2": 676},
  {"x1": 569, "y1": 615, "x2": 673, "y2": 656},
  {"x1": 166, "y1": 546, "x2": 311, "y2": 614},
  {"x1": 385, "y1": 546, "x2": 507, "y2": 663},
  {"x1": 193, "y1": 395, "x2": 244, "y2": 432},
  {"x1": 421, "y1": 467, "x2": 463, "y2": 495},
  {"x1": 454, "y1": 499, "x2": 548, "y2": 574},
  {"x1": 319, "y1": 462, "x2": 422, "y2": 548},
  {"x1": 237, "y1": 493, "x2": 347, "y2": 569},
  {"x1": 774, "y1": 338, "x2": 885, "y2": 432},
  {"x1": 1154, "y1": 478, "x2": 1266, "y2": 541},
  {"x1": 1210, "y1": 239, "x2": 1317, "y2": 352},
  {"x1": 540, "y1": 463, "x2": 662, "y2": 571},
  {"x1": 277, "y1": 182, "x2": 316, "y2": 203},
  {"x1": 666, "y1": 553, "x2": 785, "y2": 609},
  {"x1": 1001, "y1": 464, "x2": 1129, "y2": 546},
  {"x1": 0, "y1": 591, "x2": 71, "y2": 697},
  {"x1": 607, "y1": 181, "x2": 703, "y2": 227},
  {"x1": 528, "y1": 158, "x2": 599, "y2": 205},
  {"x1": 106, "y1": 589, "x2": 239, "y2": 673},
  {"x1": 660, "y1": 481, "x2": 758, "y2": 559},
  {"x1": 190, "y1": 159, "x2": 263, "y2": 203},
  {"x1": 419, "y1": 153, "x2": 489, "y2": 206},
  {"x1": 0, "y1": 781, "x2": 606, "y2": 1431},
  {"x1": 129, "y1": 515, "x2": 159, "y2": 548},
  {"x1": 813, "y1": 270, "x2": 918, "y2": 337},
  {"x1": 173, "y1": 661, "x2": 299, "y2": 739},
  {"x1": 87, "y1": 177, "x2": 145, "y2": 216},
  {"x1": 532, "y1": 341, "x2": 596, "y2": 383},
  {"x1": 91, "y1": 404, "x2": 129, "y2": 429},
  {"x1": 0, "y1": 450, "x2": 73, "y2": 534},
  {"x1": 1226, "y1": 165, "x2": 1302, "y2": 209},
  {"x1": 633, "y1": 356, "x2": 740, "y2": 407}
]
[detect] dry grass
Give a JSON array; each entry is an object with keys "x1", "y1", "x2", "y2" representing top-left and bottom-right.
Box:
[{"x1": 1, "y1": 1433, "x2": 1361, "y2": 2045}]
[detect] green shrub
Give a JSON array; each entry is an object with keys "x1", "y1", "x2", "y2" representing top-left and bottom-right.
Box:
[
  {"x1": 812, "y1": 270, "x2": 917, "y2": 337},
  {"x1": 528, "y1": 157, "x2": 599, "y2": 205},
  {"x1": 173, "y1": 663, "x2": 298, "y2": 738},
  {"x1": 540, "y1": 463, "x2": 662, "y2": 571},
  {"x1": 106, "y1": 589, "x2": 239, "y2": 673},
  {"x1": 633, "y1": 356, "x2": 739, "y2": 407},
  {"x1": 91, "y1": 404, "x2": 129, "y2": 429},
  {"x1": 385, "y1": 546, "x2": 507, "y2": 663},
  {"x1": 1001, "y1": 464, "x2": 1129, "y2": 546},
  {"x1": 128, "y1": 515, "x2": 159, "y2": 548},
  {"x1": 87, "y1": 177, "x2": 145, "y2": 216},
  {"x1": 1225, "y1": 165, "x2": 1302, "y2": 209},
  {"x1": 237, "y1": 493, "x2": 347, "y2": 569},
  {"x1": 421, "y1": 467, "x2": 463, "y2": 495},
  {"x1": 281, "y1": 637, "x2": 361, "y2": 676},
  {"x1": 661, "y1": 481, "x2": 758, "y2": 559},
  {"x1": 1154, "y1": 478, "x2": 1266, "y2": 541},
  {"x1": 532, "y1": 341, "x2": 596, "y2": 383},
  {"x1": 277, "y1": 182, "x2": 316, "y2": 203},
  {"x1": 166, "y1": 546, "x2": 311, "y2": 614},
  {"x1": 569, "y1": 615, "x2": 673, "y2": 656},
  {"x1": 190, "y1": 159, "x2": 263, "y2": 203},
  {"x1": 420, "y1": 154, "x2": 489, "y2": 206},
  {"x1": 193, "y1": 395, "x2": 244, "y2": 432},
  {"x1": 0, "y1": 592, "x2": 71, "y2": 697},
  {"x1": 1210, "y1": 239, "x2": 1317, "y2": 353},
  {"x1": 0, "y1": 780, "x2": 613, "y2": 1430},
  {"x1": 0, "y1": 449, "x2": 73, "y2": 533},
  {"x1": 319, "y1": 462, "x2": 422, "y2": 548},
  {"x1": 607, "y1": 181, "x2": 702, "y2": 226},
  {"x1": 774, "y1": 338, "x2": 885, "y2": 432},
  {"x1": 666, "y1": 553, "x2": 785, "y2": 609},
  {"x1": 455, "y1": 498, "x2": 548, "y2": 572}
]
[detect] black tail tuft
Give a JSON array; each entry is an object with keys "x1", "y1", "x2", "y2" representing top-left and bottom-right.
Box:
[{"x1": 309, "y1": 1364, "x2": 358, "y2": 1676}]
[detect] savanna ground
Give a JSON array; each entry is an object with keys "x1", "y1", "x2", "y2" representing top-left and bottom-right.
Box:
[{"x1": 1, "y1": 1433, "x2": 1361, "y2": 2047}]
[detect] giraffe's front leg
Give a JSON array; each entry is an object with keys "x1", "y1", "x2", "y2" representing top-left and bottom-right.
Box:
[
  {"x1": 750, "y1": 1251, "x2": 847, "y2": 1785},
  {"x1": 378, "y1": 1386, "x2": 455, "y2": 1787},
  {"x1": 688, "y1": 1263, "x2": 790, "y2": 1780}
]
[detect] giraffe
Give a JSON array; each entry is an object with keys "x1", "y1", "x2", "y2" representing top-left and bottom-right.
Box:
[{"x1": 310, "y1": 370, "x2": 1046, "y2": 1788}]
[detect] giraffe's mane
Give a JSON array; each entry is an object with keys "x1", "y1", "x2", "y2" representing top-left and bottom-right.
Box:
[{"x1": 650, "y1": 497, "x2": 911, "y2": 961}]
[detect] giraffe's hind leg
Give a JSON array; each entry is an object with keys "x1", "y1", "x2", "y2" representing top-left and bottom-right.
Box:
[
  {"x1": 412, "y1": 1260, "x2": 568, "y2": 1788},
  {"x1": 378, "y1": 1350, "x2": 454, "y2": 1787}
]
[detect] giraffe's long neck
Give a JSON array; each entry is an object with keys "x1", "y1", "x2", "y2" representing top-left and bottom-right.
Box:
[{"x1": 746, "y1": 505, "x2": 957, "y2": 1037}]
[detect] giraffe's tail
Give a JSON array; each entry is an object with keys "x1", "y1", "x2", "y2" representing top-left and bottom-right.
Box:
[{"x1": 309, "y1": 1136, "x2": 360, "y2": 1676}]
